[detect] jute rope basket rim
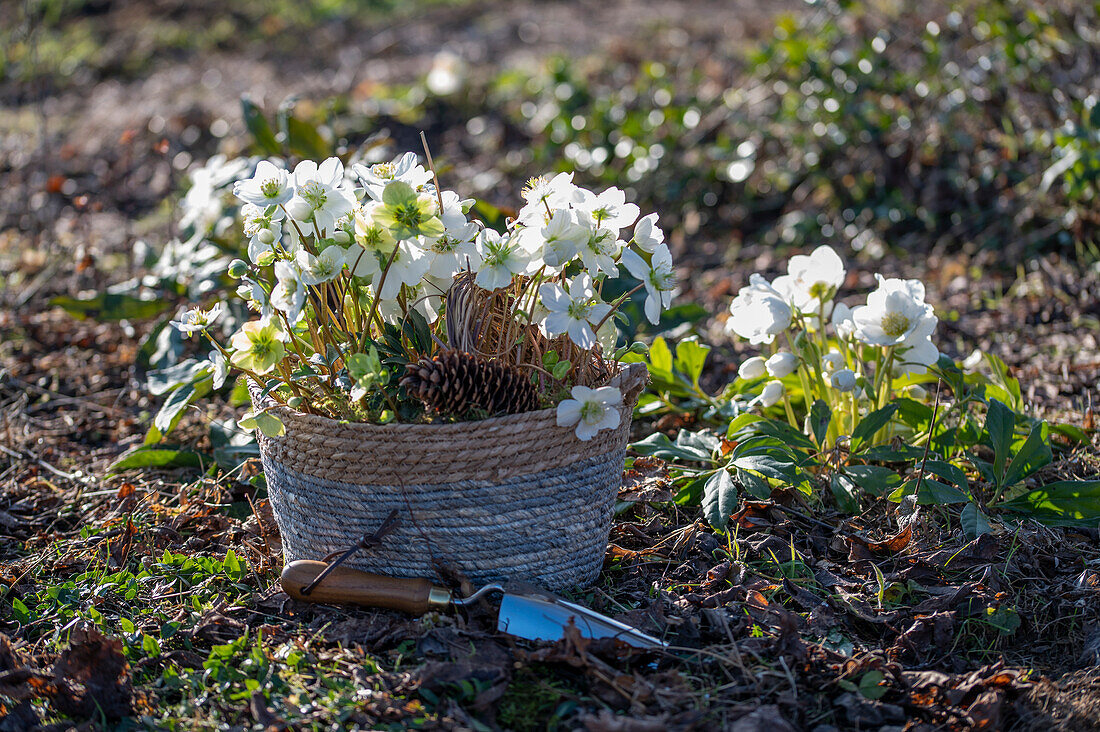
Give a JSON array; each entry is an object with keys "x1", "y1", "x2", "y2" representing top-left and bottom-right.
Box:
[
  {"x1": 250, "y1": 362, "x2": 649, "y2": 486},
  {"x1": 253, "y1": 361, "x2": 649, "y2": 437}
]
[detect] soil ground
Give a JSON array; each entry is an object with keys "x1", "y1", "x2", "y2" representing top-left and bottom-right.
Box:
[{"x1": 2, "y1": 1, "x2": 1099, "y2": 729}]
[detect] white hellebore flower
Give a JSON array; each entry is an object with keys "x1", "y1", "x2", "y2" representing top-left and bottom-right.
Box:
[
  {"x1": 821, "y1": 349, "x2": 845, "y2": 372},
  {"x1": 271, "y1": 261, "x2": 307, "y2": 324},
  {"x1": 539, "y1": 273, "x2": 612, "y2": 350},
  {"x1": 297, "y1": 245, "x2": 348, "y2": 286},
  {"x1": 286, "y1": 158, "x2": 356, "y2": 233},
  {"x1": 374, "y1": 241, "x2": 431, "y2": 300},
  {"x1": 738, "y1": 356, "x2": 767, "y2": 380},
  {"x1": 233, "y1": 160, "x2": 293, "y2": 208},
  {"x1": 421, "y1": 191, "x2": 481, "y2": 280},
  {"x1": 556, "y1": 385, "x2": 622, "y2": 441},
  {"x1": 765, "y1": 351, "x2": 799, "y2": 378},
  {"x1": 830, "y1": 368, "x2": 858, "y2": 393},
  {"x1": 171, "y1": 303, "x2": 223, "y2": 336},
  {"x1": 621, "y1": 243, "x2": 675, "y2": 325},
  {"x1": 831, "y1": 302, "x2": 857, "y2": 340},
  {"x1": 895, "y1": 315, "x2": 940, "y2": 374},
  {"x1": 851, "y1": 275, "x2": 932, "y2": 346},
  {"x1": 517, "y1": 172, "x2": 580, "y2": 226},
  {"x1": 575, "y1": 186, "x2": 640, "y2": 233},
  {"x1": 523, "y1": 172, "x2": 578, "y2": 210},
  {"x1": 630, "y1": 213, "x2": 665, "y2": 253},
  {"x1": 353, "y1": 152, "x2": 434, "y2": 201},
  {"x1": 755, "y1": 380, "x2": 785, "y2": 408},
  {"x1": 241, "y1": 203, "x2": 284, "y2": 265},
  {"x1": 771, "y1": 245, "x2": 846, "y2": 314},
  {"x1": 475, "y1": 230, "x2": 529, "y2": 291},
  {"x1": 726, "y1": 274, "x2": 793, "y2": 345},
  {"x1": 238, "y1": 276, "x2": 274, "y2": 322},
  {"x1": 578, "y1": 227, "x2": 621, "y2": 279},
  {"x1": 530, "y1": 209, "x2": 588, "y2": 268}
]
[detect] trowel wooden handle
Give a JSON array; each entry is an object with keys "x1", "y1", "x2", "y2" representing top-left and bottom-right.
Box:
[{"x1": 281, "y1": 560, "x2": 452, "y2": 615}]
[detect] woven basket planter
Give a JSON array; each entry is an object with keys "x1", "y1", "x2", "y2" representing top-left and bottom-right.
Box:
[{"x1": 252, "y1": 363, "x2": 648, "y2": 591}]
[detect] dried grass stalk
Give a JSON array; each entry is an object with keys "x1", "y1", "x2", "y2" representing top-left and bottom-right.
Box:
[{"x1": 445, "y1": 271, "x2": 614, "y2": 390}]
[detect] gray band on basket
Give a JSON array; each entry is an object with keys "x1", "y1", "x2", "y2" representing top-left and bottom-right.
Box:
[
  {"x1": 251, "y1": 362, "x2": 649, "y2": 591},
  {"x1": 261, "y1": 450, "x2": 626, "y2": 591}
]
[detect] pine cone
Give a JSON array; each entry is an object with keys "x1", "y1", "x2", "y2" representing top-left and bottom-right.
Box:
[{"x1": 400, "y1": 350, "x2": 539, "y2": 418}]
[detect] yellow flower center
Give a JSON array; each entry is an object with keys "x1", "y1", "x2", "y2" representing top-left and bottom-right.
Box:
[{"x1": 881, "y1": 312, "x2": 910, "y2": 338}]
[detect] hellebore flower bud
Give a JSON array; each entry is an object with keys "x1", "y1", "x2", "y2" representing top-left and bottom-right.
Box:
[
  {"x1": 830, "y1": 368, "x2": 858, "y2": 393},
  {"x1": 765, "y1": 351, "x2": 799, "y2": 378},
  {"x1": 738, "y1": 356, "x2": 767, "y2": 380},
  {"x1": 759, "y1": 380, "x2": 784, "y2": 407},
  {"x1": 227, "y1": 259, "x2": 249, "y2": 279}
]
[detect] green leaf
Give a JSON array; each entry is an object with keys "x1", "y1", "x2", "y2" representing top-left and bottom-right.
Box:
[
  {"x1": 1050, "y1": 422, "x2": 1090, "y2": 445},
  {"x1": 677, "y1": 430, "x2": 720, "y2": 455},
  {"x1": 239, "y1": 410, "x2": 286, "y2": 438},
  {"x1": 1002, "y1": 421, "x2": 1052, "y2": 489},
  {"x1": 893, "y1": 397, "x2": 933, "y2": 431},
  {"x1": 922, "y1": 460, "x2": 969, "y2": 491},
  {"x1": 984, "y1": 352, "x2": 1023, "y2": 412},
  {"x1": 984, "y1": 605, "x2": 1021, "y2": 635},
  {"x1": 673, "y1": 337, "x2": 709, "y2": 388},
  {"x1": 675, "y1": 474, "x2": 710, "y2": 504},
  {"x1": 858, "y1": 669, "x2": 888, "y2": 700},
  {"x1": 142, "y1": 634, "x2": 162, "y2": 657},
  {"x1": 736, "y1": 468, "x2": 772, "y2": 500},
  {"x1": 961, "y1": 501, "x2": 991, "y2": 539},
  {"x1": 631, "y1": 432, "x2": 713, "y2": 463},
  {"x1": 108, "y1": 446, "x2": 205, "y2": 475},
  {"x1": 404, "y1": 308, "x2": 434, "y2": 358},
  {"x1": 1001, "y1": 480, "x2": 1100, "y2": 526},
  {"x1": 703, "y1": 469, "x2": 738, "y2": 531},
  {"x1": 731, "y1": 453, "x2": 803, "y2": 484},
  {"x1": 551, "y1": 361, "x2": 571, "y2": 380},
  {"x1": 648, "y1": 337, "x2": 674, "y2": 379},
  {"x1": 726, "y1": 412, "x2": 763, "y2": 438},
  {"x1": 830, "y1": 473, "x2": 860, "y2": 513},
  {"x1": 850, "y1": 404, "x2": 898, "y2": 451},
  {"x1": 860, "y1": 443, "x2": 929, "y2": 462},
  {"x1": 241, "y1": 95, "x2": 281, "y2": 155},
  {"x1": 984, "y1": 399, "x2": 1015, "y2": 484},
  {"x1": 736, "y1": 417, "x2": 816, "y2": 450},
  {"x1": 286, "y1": 115, "x2": 330, "y2": 159},
  {"x1": 50, "y1": 292, "x2": 171, "y2": 322},
  {"x1": 844, "y1": 465, "x2": 903, "y2": 497},
  {"x1": 888, "y1": 478, "x2": 971, "y2": 505},
  {"x1": 224, "y1": 549, "x2": 243, "y2": 579},
  {"x1": 809, "y1": 399, "x2": 831, "y2": 447},
  {"x1": 10, "y1": 597, "x2": 31, "y2": 624},
  {"x1": 147, "y1": 359, "x2": 211, "y2": 396},
  {"x1": 154, "y1": 382, "x2": 197, "y2": 436}
]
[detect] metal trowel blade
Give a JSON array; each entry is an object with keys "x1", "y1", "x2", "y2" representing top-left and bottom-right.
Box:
[{"x1": 496, "y1": 592, "x2": 667, "y2": 650}]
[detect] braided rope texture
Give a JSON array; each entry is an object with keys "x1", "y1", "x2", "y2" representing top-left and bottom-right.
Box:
[{"x1": 253, "y1": 364, "x2": 648, "y2": 591}]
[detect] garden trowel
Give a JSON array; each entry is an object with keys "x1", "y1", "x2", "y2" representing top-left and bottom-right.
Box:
[{"x1": 281, "y1": 560, "x2": 666, "y2": 650}]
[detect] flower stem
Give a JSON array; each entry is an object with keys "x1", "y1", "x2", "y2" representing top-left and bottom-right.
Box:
[
  {"x1": 359, "y1": 245, "x2": 402, "y2": 352},
  {"x1": 591, "y1": 283, "x2": 645, "y2": 332}
]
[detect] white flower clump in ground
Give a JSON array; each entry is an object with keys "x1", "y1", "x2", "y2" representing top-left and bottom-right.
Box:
[{"x1": 727, "y1": 244, "x2": 940, "y2": 444}]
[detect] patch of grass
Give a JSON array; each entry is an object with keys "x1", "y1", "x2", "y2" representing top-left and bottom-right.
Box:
[{"x1": 496, "y1": 670, "x2": 580, "y2": 732}]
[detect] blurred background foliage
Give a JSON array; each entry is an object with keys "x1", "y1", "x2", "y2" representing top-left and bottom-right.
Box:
[{"x1": 5, "y1": 0, "x2": 1100, "y2": 268}]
